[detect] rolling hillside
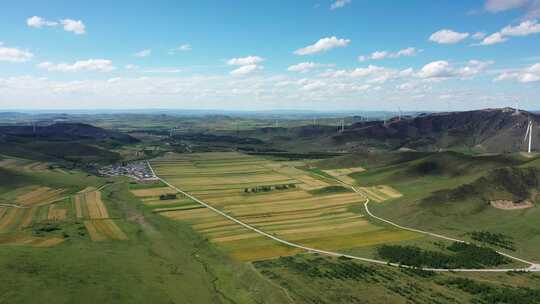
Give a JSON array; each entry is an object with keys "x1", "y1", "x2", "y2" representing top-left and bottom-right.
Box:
[
  {"x1": 0, "y1": 123, "x2": 137, "y2": 143},
  {"x1": 335, "y1": 108, "x2": 540, "y2": 153},
  {"x1": 0, "y1": 123, "x2": 137, "y2": 164},
  {"x1": 244, "y1": 108, "x2": 540, "y2": 154}
]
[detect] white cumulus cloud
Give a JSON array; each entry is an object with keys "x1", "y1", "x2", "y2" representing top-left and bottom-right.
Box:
[
  {"x1": 227, "y1": 56, "x2": 264, "y2": 66},
  {"x1": 287, "y1": 62, "x2": 332, "y2": 73},
  {"x1": 134, "y1": 49, "x2": 152, "y2": 58},
  {"x1": 169, "y1": 44, "x2": 192, "y2": 54},
  {"x1": 495, "y1": 62, "x2": 540, "y2": 83},
  {"x1": 124, "y1": 64, "x2": 138, "y2": 70},
  {"x1": 26, "y1": 16, "x2": 58, "y2": 28},
  {"x1": 500, "y1": 19, "x2": 540, "y2": 36},
  {"x1": 484, "y1": 0, "x2": 529, "y2": 12},
  {"x1": 294, "y1": 36, "x2": 350, "y2": 55},
  {"x1": 230, "y1": 64, "x2": 261, "y2": 75},
  {"x1": 321, "y1": 65, "x2": 413, "y2": 84},
  {"x1": 227, "y1": 56, "x2": 264, "y2": 75},
  {"x1": 477, "y1": 19, "x2": 540, "y2": 46},
  {"x1": 0, "y1": 43, "x2": 34, "y2": 62},
  {"x1": 429, "y1": 29, "x2": 470, "y2": 44},
  {"x1": 483, "y1": 0, "x2": 540, "y2": 19},
  {"x1": 60, "y1": 19, "x2": 86, "y2": 35},
  {"x1": 358, "y1": 47, "x2": 419, "y2": 61},
  {"x1": 37, "y1": 59, "x2": 115, "y2": 72},
  {"x1": 330, "y1": 0, "x2": 351, "y2": 10},
  {"x1": 417, "y1": 60, "x2": 493, "y2": 79},
  {"x1": 478, "y1": 32, "x2": 508, "y2": 45},
  {"x1": 26, "y1": 16, "x2": 86, "y2": 35},
  {"x1": 472, "y1": 32, "x2": 487, "y2": 40}
]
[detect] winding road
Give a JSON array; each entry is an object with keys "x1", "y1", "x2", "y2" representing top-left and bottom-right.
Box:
[{"x1": 148, "y1": 161, "x2": 540, "y2": 272}]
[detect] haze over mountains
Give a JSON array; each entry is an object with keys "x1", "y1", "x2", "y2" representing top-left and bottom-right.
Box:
[
  {"x1": 337, "y1": 108, "x2": 539, "y2": 153},
  {"x1": 0, "y1": 108, "x2": 538, "y2": 157},
  {"x1": 258, "y1": 108, "x2": 539, "y2": 154}
]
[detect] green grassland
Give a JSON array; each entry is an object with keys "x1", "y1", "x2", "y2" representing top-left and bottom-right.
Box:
[
  {"x1": 254, "y1": 254, "x2": 540, "y2": 304},
  {"x1": 2, "y1": 145, "x2": 540, "y2": 303},
  {"x1": 341, "y1": 151, "x2": 540, "y2": 261}
]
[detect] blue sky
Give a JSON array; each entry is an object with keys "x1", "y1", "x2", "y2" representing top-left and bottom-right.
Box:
[{"x1": 0, "y1": 0, "x2": 539, "y2": 111}]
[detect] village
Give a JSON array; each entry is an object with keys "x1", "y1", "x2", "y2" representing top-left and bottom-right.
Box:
[{"x1": 98, "y1": 161, "x2": 158, "y2": 182}]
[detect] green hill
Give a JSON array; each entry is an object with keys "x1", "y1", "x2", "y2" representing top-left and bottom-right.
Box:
[{"x1": 347, "y1": 151, "x2": 540, "y2": 261}]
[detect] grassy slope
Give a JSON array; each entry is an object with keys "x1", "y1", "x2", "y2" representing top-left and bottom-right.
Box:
[
  {"x1": 0, "y1": 165, "x2": 289, "y2": 303},
  {"x1": 0, "y1": 139, "x2": 120, "y2": 163},
  {"x1": 348, "y1": 152, "x2": 540, "y2": 261},
  {"x1": 254, "y1": 254, "x2": 540, "y2": 304}
]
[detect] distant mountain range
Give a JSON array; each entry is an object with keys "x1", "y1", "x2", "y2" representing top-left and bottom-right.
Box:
[
  {"x1": 0, "y1": 123, "x2": 137, "y2": 165},
  {"x1": 342, "y1": 108, "x2": 539, "y2": 153},
  {"x1": 255, "y1": 108, "x2": 540, "y2": 153},
  {"x1": 0, "y1": 123, "x2": 137, "y2": 143}
]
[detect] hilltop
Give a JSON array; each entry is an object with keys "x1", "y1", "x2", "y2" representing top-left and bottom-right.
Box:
[
  {"x1": 246, "y1": 108, "x2": 540, "y2": 154},
  {"x1": 335, "y1": 108, "x2": 539, "y2": 153},
  {"x1": 0, "y1": 122, "x2": 137, "y2": 143},
  {"x1": 0, "y1": 123, "x2": 138, "y2": 165}
]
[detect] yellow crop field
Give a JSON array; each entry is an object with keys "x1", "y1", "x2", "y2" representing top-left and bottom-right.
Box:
[
  {"x1": 74, "y1": 195, "x2": 83, "y2": 218},
  {"x1": 323, "y1": 167, "x2": 366, "y2": 176},
  {"x1": 18, "y1": 207, "x2": 37, "y2": 228},
  {"x1": 84, "y1": 220, "x2": 128, "y2": 241},
  {"x1": 84, "y1": 191, "x2": 109, "y2": 219},
  {"x1": 22, "y1": 162, "x2": 50, "y2": 172},
  {"x1": 0, "y1": 234, "x2": 65, "y2": 247},
  {"x1": 72, "y1": 188, "x2": 128, "y2": 241},
  {"x1": 294, "y1": 175, "x2": 330, "y2": 190},
  {"x1": 141, "y1": 197, "x2": 193, "y2": 206},
  {"x1": 322, "y1": 167, "x2": 364, "y2": 185},
  {"x1": 204, "y1": 190, "x2": 312, "y2": 206},
  {"x1": 358, "y1": 185, "x2": 402, "y2": 202},
  {"x1": 47, "y1": 205, "x2": 68, "y2": 221},
  {"x1": 152, "y1": 205, "x2": 202, "y2": 213},
  {"x1": 0, "y1": 208, "x2": 23, "y2": 232},
  {"x1": 130, "y1": 187, "x2": 177, "y2": 197},
  {"x1": 374, "y1": 185, "x2": 403, "y2": 198},
  {"x1": 0, "y1": 158, "x2": 20, "y2": 168},
  {"x1": 15, "y1": 186, "x2": 66, "y2": 207},
  {"x1": 149, "y1": 152, "x2": 420, "y2": 261}
]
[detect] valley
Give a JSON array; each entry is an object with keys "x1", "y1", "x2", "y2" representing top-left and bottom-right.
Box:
[{"x1": 0, "y1": 109, "x2": 539, "y2": 303}]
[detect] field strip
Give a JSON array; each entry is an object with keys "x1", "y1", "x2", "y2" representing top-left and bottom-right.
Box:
[
  {"x1": 0, "y1": 204, "x2": 29, "y2": 209},
  {"x1": 150, "y1": 161, "x2": 539, "y2": 272}
]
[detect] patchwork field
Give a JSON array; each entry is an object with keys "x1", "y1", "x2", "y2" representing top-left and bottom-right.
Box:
[
  {"x1": 74, "y1": 187, "x2": 127, "y2": 241},
  {"x1": 84, "y1": 219, "x2": 128, "y2": 241},
  {"x1": 357, "y1": 185, "x2": 403, "y2": 202},
  {"x1": 0, "y1": 183, "x2": 71, "y2": 242},
  {"x1": 0, "y1": 160, "x2": 127, "y2": 245},
  {"x1": 1, "y1": 185, "x2": 67, "y2": 207},
  {"x1": 150, "y1": 152, "x2": 418, "y2": 261},
  {"x1": 323, "y1": 167, "x2": 365, "y2": 184}
]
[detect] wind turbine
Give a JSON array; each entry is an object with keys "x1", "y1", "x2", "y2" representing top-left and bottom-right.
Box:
[{"x1": 524, "y1": 120, "x2": 533, "y2": 154}]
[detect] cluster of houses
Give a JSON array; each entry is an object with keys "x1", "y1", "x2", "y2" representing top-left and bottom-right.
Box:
[{"x1": 99, "y1": 161, "x2": 159, "y2": 182}]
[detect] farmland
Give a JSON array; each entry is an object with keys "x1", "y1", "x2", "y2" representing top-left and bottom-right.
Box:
[
  {"x1": 150, "y1": 152, "x2": 420, "y2": 261},
  {"x1": 0, "y1": 155, "x2": 291, "y2": 303},
  {"x1": 1, "y1": 110, "x2": 539, "y2": 303},
  {"x1": 0, "y1": 158, "x2": 127, "y2": 245}
]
